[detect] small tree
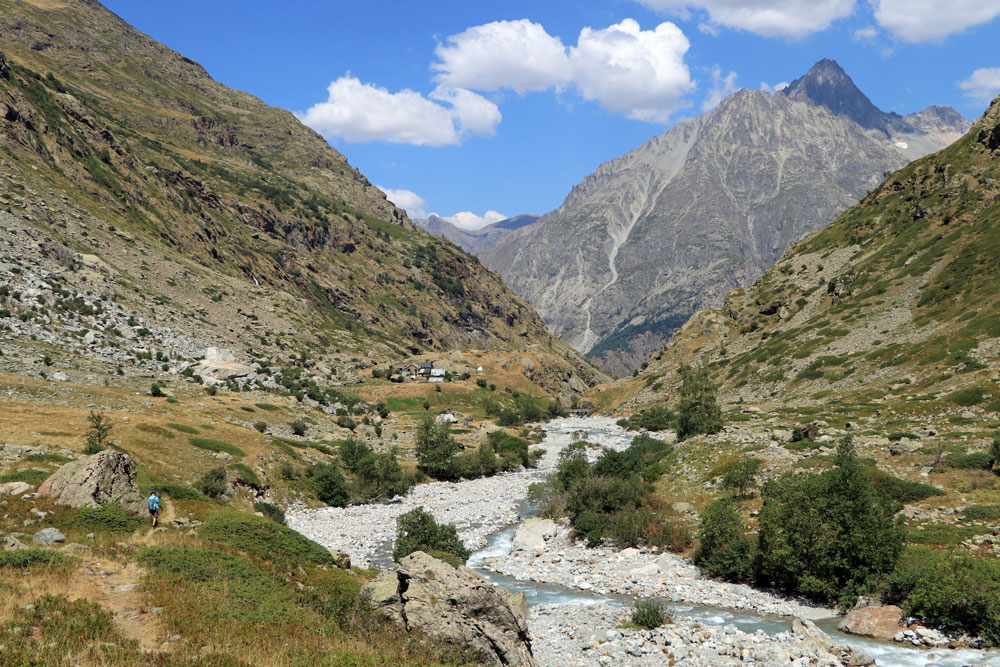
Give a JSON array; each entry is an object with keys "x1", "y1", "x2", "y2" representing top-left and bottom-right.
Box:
[
  {"x1": 84, "y1": 410, "x2": 113, "y2": 454},
  {"x1": 989, "y1": 437, "x2": 1000, "y2": 475},
  {"x1": 414, "y1": 417, "x2": 459, "y2": 480},
  {"x1": 694, "y1": 499, "x2": 754, "y2": 582},
  {"x1": 357, "y1": 450, "x2": 413, "y2": 498},
  {"x1": 289, "y1": 419, "x2": 308, "y2": 436},
  {"x1": 719, "y1": 458, "x2": 761, "y2": 498},
  {"x1": 312, "y1": 463, "x2": 349, "y2": 507},
  {"x1": 339, "y1": 439, "x2": 373, "y2": 474},
  {"x1": 675, "y1": 365, "x2": 723, "y2": 440},
  {"x1": 393, "y1": 506, "x2": 470, "y2": 563},
  {"x1": 197, "y1": 467, "x2": 228, "y2": 498}
]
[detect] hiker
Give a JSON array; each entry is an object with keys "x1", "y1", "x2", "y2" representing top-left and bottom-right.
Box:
[{"x1": 147, "y1": 490, "x2": 160, "y2": 527}]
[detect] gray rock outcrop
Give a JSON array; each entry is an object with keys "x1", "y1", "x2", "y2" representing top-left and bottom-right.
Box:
[
  {"x1": 0, "y1": 481, "x2": 33, "y2": 495},
  {"x1": 792, "y1": 617, "x2": 875, "y2": 666},
  {"x1": 362, "y1": 551, "x2": 536, "y2": 666},
  {"x1": 37, "y1": 450, "x2": 146, "y2": 514}
]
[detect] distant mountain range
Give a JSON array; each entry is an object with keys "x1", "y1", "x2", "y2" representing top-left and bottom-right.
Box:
[
  {"x1": 414, "y1": 214, "x2": 539, "y2": 255},
  {"x1": 479, "y1": 59, "x2": 970, "y2": 377}
]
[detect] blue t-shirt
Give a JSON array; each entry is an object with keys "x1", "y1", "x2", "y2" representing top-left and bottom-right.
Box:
[{"x1": 148, "y1": 495, "x2": 160, "y2": 512}]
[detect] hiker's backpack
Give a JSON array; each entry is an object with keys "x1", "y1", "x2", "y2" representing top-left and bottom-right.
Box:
[{"x1": 148, "y1": 496, "x2": 158, "y2": 511}]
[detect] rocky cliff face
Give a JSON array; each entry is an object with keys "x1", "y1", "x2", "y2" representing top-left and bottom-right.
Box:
[
  {"x1": 611, "y1": 95, "x2": 1000, "y2": 412},
  {"x1": 0, "y1": 0, "x2": 603, "y2": 395},
  {"x1": 481, "y1": 61, "x2": 969, "y2": 377}
]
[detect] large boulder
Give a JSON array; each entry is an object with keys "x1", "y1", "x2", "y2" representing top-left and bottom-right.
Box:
[
  {"x1": 792, "y1": 618, "x2": 874, "y2": 667},
  {"x1": 511, "y1": 518, "x2": 558, "y2": 552},
  {"x1": 362, "y1": 551, "x2": 536, "y2": 666},
  {"x1": 837, "y1": 602, "x2": 904, "y2": 641},
  {"x1": 38, "y1": 450, "x2": 146, "y2": 514},
  {"x1": 0, "y1": 481, "x2": 32, "y2": 495}
]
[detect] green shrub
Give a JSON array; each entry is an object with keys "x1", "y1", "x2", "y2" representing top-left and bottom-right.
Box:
[
  {"x1": 150, "y1": 382, "x2": 166, "y2": 397},
  {"x1": 695, "y1": 500, "x2": 754, "y2": 582},
  {"x1": 962, "y1": 505, "x2": 1000, "y2": 522},
  {"x1": 887, "y1": 432, "x2": 920, "y2": 441},
  {"x1": 393, "y1": 506, "x2": 470, "y2": 563},
  {"x1": 719, "y1": 459, "x2": 761, "y2": 498},
  {"x1": 885, "y1": 546, "x2": 1000, "y2": 643},
  {"x1": 950, "y1": 387, "x2": 988, "y2": 406},
  {"x1": 197, "y1": 467, "x2": 228, "y2": 498},
  {"x1": 253, "y1": 421, "x2": 268, "y2": 433},
  {"x1": 230, "y1": 463, "x2": 262, "y2": 489},
  {"x1": 629, "y1": 405, "x2": 674, "y2": 432},
  {"x1": 254, "y1": 501, "x2": 286, "y2": 525},
  {"x1": 200, "y1": 511, "x2": 335, "y2": 568},
  {"x1": 0, "y1": 549, "x2": 77, "y2": 568},
  {"x1": 67, "y1": 504, "x2": 144, "y2": 534},
  {"x1": 289, "y1": 419, "x2": 308, "y2": 436},
  {"x1": 189, "y1": 437, "x2": 245, "y2": 457},
  {"x1": 755, "y1": 438, "x2": 904, "y2": 604},
  {"x1": 631, "y1": 599, "x2": 669, "y2": 629},
  {"x1": 339, "y1": 439, "x2": 373, "y2": 473},
  {"x1": 255, "y1": 402, "x2": 280, "y2": 411},
  {"x1": 312, "y1": 463, "x2": 349, "y2": 507},
  {"x1": 675, "y1": 365, "x2": 723, "y2": 440},
  {"x1": 166, "y1": 422, "x2": 199, "y2": 434},
  {"x1": 869, "y1": 469, "x2": 946, "y2": 503},
  {"x1": 943, "y1": 452, "x2": 992, "y2": 470}
]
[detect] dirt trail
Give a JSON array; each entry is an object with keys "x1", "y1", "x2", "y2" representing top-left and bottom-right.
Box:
[{"x1": 71, "y1": 557, "x2": 165, "y2": 651}]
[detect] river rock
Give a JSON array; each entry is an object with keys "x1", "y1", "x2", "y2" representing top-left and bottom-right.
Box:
[
  {"x1": 792, "y1": 617, "x2": 874, "y2": 666},
  {"x1": 512, "y1": 518, "x2": 558, "y2": 552},
  {"x1": 362, "y1": 551, "x2": 536, "y2": 666},
  {"x1": 0, "y1": 481, "x2": 33, "y2": 495},
  {"x1": 837, "y1": 602, "x2": 903, "y2": 641},
  {"x1": 33, "y1": 527, "x2": 66, "y2": 545},
  {"x1": 37, "y1": 450, "x2": 146, "y2": 514}
]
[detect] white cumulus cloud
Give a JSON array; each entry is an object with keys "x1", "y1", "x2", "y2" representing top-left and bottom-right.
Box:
[
  {"x1": 635, "y1": 0, "x2": 855, "y2": 38},
  {"x1": 298, "y1": 76, "x2": 500, "y2": 147},
  {"x1": 445, "y1": 210, "x2": 507, "y2": 230},
  {"x1": 702, "y1": 65, "x2": 738, "y2": 111},
  {"x1": 872, "y1": 0, "x2": 1000, "y2": 42},
  {"x1": 759, "y1": 80, "x2": 789, "y2": 94},
  {"x1": 569, "y1": 19, "x2": 694, "y2": 122},
  {"x1": 377, "y1": 187, "x2": 428, "y2": 219},
  {"x1": 958, "y1": 67, "x2": 1000, "y2": 105},
  {"x1": 432, "y1": 19, "x2": 571, "y2": 93}
]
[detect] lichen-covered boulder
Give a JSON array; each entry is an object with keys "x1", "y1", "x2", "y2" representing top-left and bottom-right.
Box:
[
  {"x1": 38, "y1": 450, "x2": 146, "y2": 514},
  {"x1": 362, "y1": 551, "x2": 536, "y2": 666}
]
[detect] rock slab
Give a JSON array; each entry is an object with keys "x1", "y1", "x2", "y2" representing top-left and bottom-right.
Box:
[
  {"x1": 38, "y1": 450, "x2": 146, "y2": 514},
  {"x1": 512, "y1": 518, "x2": 558, "y2": 552},
  {"x1": 837, "y1": 603, "x2": 904, "y2": 641},
  {"x1": 362, "y1": 551, "x2": 536, "y2": 666}
]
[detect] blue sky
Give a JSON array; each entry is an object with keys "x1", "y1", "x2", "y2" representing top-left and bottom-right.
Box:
[{"x1": 103, "y1": 1, "x2": 1000, "y2": 227}]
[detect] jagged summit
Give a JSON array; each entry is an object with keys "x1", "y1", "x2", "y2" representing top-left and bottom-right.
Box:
[{"x1": 782, "y1": 59, "x2": 889, "y2": 133}]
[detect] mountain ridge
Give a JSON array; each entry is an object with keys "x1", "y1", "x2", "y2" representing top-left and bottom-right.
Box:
[{"x1": 481, "y1": 60, "x2": 969, "y2": 377}]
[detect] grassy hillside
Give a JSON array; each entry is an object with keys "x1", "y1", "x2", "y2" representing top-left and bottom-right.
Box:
[{"x1": 0, "y1": 0, "x2": 602, "y2": 398}]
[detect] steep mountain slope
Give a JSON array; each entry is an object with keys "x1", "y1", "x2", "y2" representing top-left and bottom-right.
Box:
[
  {"x1": 609, "y1": 95, "x2": 1000, "y2": 413},
  {"x1": 415, "y1": 214, "x2": 539, "y2": 254},
  {"x1": 0, "y1": 0, "x2": 603, "y2": 396},
  {"x1": 482, "y1": 60, "x2": 969, "y2": 377}
]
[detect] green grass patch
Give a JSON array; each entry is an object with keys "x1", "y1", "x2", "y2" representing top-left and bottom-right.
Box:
[
  {"x1": 199, "y1": 511, "x2": 338, "y2": 569},
  {"x1": 255, "y1": 403, "x2": 281, "y2": 411},
  {"x1": 0, "y1": 469, "x2": 51, "y2": 485},
  {"x1": 0, "y1": 549, "x2": 78, "y2": 568},
  {"x1": 230, "y1": 463, "x2": 263, "y2": 489},
  {"x1": 950, "y1": 386, "x2": 990, "y2": 407},
  {"x1": 167, "y1": 422, "x2": 199, "y2": 434},
  {"x1": 23, "y1": 453, "x2": 73, "y2": 463},
  {"x1": 66, "y1": 504, "x2": 145, "y2": 534},
  {"x1": 189, "y1": 437, "x2": 245, "y2": 457},
  {"x1": 962, "y1": 505, "x2": 1000, "y2": 522}
]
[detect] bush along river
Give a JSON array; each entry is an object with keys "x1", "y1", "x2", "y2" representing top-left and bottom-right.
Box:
[{"x1": 289, "y1": 417, "x2": 1000, "y2": 667}]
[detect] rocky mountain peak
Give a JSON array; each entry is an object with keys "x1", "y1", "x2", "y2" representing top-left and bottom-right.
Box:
[{"x1": 781, "y1": 59, "x2": 887, "y2": 133}]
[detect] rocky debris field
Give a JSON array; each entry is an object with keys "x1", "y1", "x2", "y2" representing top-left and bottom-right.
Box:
[
  {"x1": 531, "y1": 604, "x2": 865, "y2": 667},
  {"x1": 482, "y1": 526, "x2": 831, "y2": 620}
]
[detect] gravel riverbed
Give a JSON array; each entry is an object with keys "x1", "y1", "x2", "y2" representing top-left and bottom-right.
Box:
[{"x1": 287, "y1": 417, "x2": 630, "y2": 568}]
